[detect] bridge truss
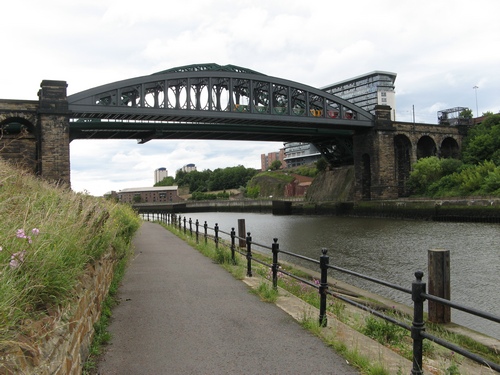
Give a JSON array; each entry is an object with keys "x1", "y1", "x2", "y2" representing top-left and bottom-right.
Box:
[{"x1": 68, "y1": 63, "x2": 375, "y2": 165}]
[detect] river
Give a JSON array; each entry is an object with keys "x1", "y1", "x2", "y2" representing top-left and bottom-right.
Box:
[{"x1": 172, "y1": 212, "x2": 500, "y2": 340}]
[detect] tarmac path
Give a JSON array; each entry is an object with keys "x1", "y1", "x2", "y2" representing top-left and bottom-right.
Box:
[{"x1": 96, "y1": 221, "x2": 359, "y2": 374}]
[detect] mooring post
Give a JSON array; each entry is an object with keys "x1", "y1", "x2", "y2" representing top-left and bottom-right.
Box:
[
  {"x1": 230, "y1": 227, "x2": 236, "y2": 263},
  {"x1": 411, "y1": 270, "x2": 426, "y2": 375},
  {"x1": 214, "y1": 223, "x2": 219, "y2": 249},
  {"x1": 238, "y1": 219, "x2": 246, "y2": 248},
  {"x1": 271, "y1": 238, "x2": 279, "y2": 290},
  {"x1": 246, "y1": 232, "x2": 252, "y2": 277},
  {"x1": 428, "y1": 248, "x2": 451, "y2": 323},
  {"x1": 319, "y1": 248, "x2": 329, "y2": 327}
]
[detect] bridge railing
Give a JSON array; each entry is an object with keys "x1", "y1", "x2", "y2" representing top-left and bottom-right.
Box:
[{"x1": 144, "y1": 212, "x2": 500, "y2": 374}]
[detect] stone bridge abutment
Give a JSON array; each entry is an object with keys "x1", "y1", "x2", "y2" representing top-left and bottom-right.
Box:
[
  {"x1": 354, "y1": 106, "x2": 466, "y2": 200},
  {"x1": 0, "y1": 80, "x2": 70, "y2": 186}
]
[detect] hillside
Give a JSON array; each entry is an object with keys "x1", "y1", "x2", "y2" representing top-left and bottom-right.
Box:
[{"x1": 306, "y1": 166, "x2": 355, "y2": 202}]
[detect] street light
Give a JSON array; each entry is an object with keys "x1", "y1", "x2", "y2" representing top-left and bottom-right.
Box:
[{"x1": 473, "y1": 85, "x2": 479, "y2": 118}]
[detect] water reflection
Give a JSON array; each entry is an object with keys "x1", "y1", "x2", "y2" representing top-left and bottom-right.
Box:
[{"x1": 178, "y1": 212, "x2": 500, "y2": 339}]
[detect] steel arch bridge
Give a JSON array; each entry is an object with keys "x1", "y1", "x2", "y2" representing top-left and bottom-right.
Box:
[{"x1": 68, "y1": 63, "x2": 375, "y2": 165}]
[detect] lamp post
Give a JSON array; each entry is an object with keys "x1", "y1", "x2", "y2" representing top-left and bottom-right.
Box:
[{"x1": 473, "y1": 85, "x2": 479, "y2": 118}]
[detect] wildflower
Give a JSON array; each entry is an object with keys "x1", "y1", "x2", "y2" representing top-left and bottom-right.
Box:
[
  {"x1": 10, "y1": 250, "x2": 26, "y2": 269},
  {"x1": 0, "y1": 246, "x2": 2, "y2": 252},
  {"x1": 16, "y1": 229, "x2": 26, "y2": 239},
  {"x1": 32, "y1": 228, "x2": 40, "y2": 236}
]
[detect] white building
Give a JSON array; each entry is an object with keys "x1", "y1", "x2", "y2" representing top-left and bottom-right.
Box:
[
  {"x1": 182, "y1": 163, "x2": 197, "y2": 173},
  {"x1": 154, "y1": 167, "x2": 168, "y2": 184},
  {"x1": 321, "y1": 71, "x2": 397, "y2": 120}
]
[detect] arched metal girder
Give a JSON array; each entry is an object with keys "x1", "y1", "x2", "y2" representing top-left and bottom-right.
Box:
[{"x1": 68, "y1": 63, "x2": 374, "y2": 143}]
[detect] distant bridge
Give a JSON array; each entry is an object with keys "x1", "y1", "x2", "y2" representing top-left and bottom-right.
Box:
[{"x1": 0, "y1": 63, "x2": 466, "y2": 200}]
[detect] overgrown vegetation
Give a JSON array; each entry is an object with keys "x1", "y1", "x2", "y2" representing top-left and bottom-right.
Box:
[
  {"x1": 155, "y1": 165, "x2": 258, "y2": 193},
  {"x1": 0, "y1": 160, "x2": 141, "y2": 351},
  {"x1": 154, "y1": 161, "x2": 323, "y2": 199},
  {"x1": 407, "y1": 113, "x2": 500, "y2": 197}
]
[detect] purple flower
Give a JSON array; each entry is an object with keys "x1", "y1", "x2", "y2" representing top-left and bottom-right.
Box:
[
  {"x1": 32, "y1": 228, "x2": 40, "y2": 236},
  {"x1": 16, "y1": 229, "x2": 26, "y2": 239},
  {"x1": 10, "y1": 250, "x2": 26, "y2": 269}
]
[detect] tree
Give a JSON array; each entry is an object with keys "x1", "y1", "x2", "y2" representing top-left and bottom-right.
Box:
[
  {"x1": 316, "y1": 157, "x2": 328, "y2": 172},
  {"x1": 459, "y1": 108, "x2": 473, "y2": 119},
  {"x1": 462, "y1": 114, "x2": 500, "y2": 165},
  {"x1": 154, "y1": 176, "x2": 175, "y2": 186},
  {"x1": 269, "y1": 160, "x2": 282, "y2": 171}
]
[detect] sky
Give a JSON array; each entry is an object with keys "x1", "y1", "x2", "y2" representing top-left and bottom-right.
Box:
[{"x1": 2, "y1": 0, "x2": 499, "y2": 196}]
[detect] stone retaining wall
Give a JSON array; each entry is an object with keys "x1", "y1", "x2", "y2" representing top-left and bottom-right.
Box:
[{"x1": 1, "y1": 251, "x2": 116, "y2": 374}]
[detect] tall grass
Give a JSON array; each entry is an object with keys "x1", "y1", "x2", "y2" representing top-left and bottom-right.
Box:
[{"x1": 0, "y1": 160, "x2": 141, "y2": 348}]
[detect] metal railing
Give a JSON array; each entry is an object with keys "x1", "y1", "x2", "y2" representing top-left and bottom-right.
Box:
[{"x1": 145, "y1": 212, "x2": 500, "y2": 374}]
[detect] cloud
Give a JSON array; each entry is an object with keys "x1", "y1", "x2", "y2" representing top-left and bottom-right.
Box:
[{"x1": 2, "y1": 0, "x2": 500, "y2": 194}]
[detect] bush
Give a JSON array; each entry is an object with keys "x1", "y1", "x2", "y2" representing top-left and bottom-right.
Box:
[{"x1": 406, "y1": 157, "x2": 443, "y2": 195}]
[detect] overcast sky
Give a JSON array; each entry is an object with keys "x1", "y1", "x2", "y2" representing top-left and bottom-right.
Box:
[{"x1": 2, "y1": 0, "x2": 499, "y2": 195}]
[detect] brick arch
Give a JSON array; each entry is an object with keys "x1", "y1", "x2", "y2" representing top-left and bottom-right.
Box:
[
  {"x1": 394, "y1": 134, "x2": 412, "y2": 197},
  {"x1": 0, "y1": 115, "x2": 37, "y2": 134},
  {"x1": 417, "y1": 135, "x2": 437, "y2": 159},
  {"x1": 0, "y1": 114, "x2": 38, "y2": 174},
  {"x1": 440, "y1": 137, "x2": 460, "y2": 158}
]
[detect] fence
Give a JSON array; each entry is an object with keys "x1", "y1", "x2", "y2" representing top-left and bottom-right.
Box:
[{"x1": 142, "y1": 211, "x2": 500, "y2": 374}]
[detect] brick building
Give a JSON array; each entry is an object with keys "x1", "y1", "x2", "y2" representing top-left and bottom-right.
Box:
[{"x1": 118, "y1": 186, "x2": 182, "y2": 204}]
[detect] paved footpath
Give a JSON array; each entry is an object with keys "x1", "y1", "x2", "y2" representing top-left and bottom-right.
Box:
[{"x1": 97, "y1": 222, "x2": 359, "y2": 375}]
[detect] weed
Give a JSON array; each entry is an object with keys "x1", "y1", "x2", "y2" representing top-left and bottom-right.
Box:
[
  {"x1": 363, "y1": 316, "x2": 407, "y2": 346},
  {"x1": 252, "y1": 281, "x2": 279, "y2": 303}
]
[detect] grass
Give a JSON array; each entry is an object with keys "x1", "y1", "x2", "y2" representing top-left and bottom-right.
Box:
[
  {"x1": 0, "y1": 160, "x2": 141, "y2": 354},
  {"x1": 163, "y1": 217, "x2": 499, "y2": 374}
]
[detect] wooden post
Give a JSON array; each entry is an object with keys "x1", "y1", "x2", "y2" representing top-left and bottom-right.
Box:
[
  {"x1": 237, "y1": 219, "x2": 246, "y2": 248},
  {"x1": 428, "y1": 248, "x2": 451, "y2": 323}
]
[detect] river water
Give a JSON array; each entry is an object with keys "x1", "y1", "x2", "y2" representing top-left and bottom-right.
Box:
[{"x1": 176, "y1": 212, "x2": 499, "y2": 340}]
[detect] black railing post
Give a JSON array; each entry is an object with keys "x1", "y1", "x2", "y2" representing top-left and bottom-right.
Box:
[
  {"x1": 214, "y1": 223, "x2": 219, "y2": 249},
  {"x1": 195, "y1": 219, "x2": 199, "y2": 243},
  {"x1": 319, "y1": 248, "x2": 329, "y2": 327},
  {"x1": 271, "y1": 238, "x2": 279, "y2": 290},
  {"x1": 183, "y1": 217, "x2": 187, "y2": 234},
  {"x1": 178, "y1": 215, "x2": 182, "y2": 230},
  {"x1": 230, "y1": 227, "x2": 236, "y2": 263},
  {"x1": 204, "y1": 221, "x2": 208, "y2": 244},
  {"x1": 246, "y1": 232, "x2": 252, "y2": 277},
  {"x1": 189, "y1": 218, "x2": 193, "y2": 237},
  {"x1": 411, "y1": 270, "x2": 426, "y2": 375}
]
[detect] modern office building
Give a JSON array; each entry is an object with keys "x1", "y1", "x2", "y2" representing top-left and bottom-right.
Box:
[
  {"x1": 154, "y1": 167, "x2": 168, "y2": 184},
  {"x1": 281, "y1": 71, "x2": 398, "y2": 168},
  {"x1": 321, "y1": 70, "x2": 397, "y2": 120},
  {"x1": 283, "y1": 142, "x2": 322, "y2": 168}
]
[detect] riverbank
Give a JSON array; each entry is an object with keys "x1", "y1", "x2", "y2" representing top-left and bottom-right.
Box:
[
  {"x1": 293, "y1": 198, "x2": 500, "y2": 222},
  {"x1": 135, "y1": 197, "x2": 500, "y2": 222}
]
